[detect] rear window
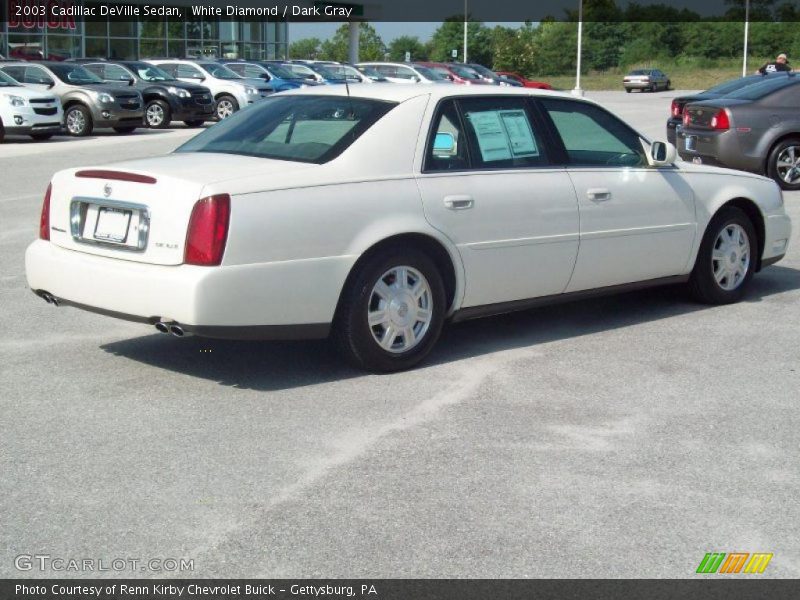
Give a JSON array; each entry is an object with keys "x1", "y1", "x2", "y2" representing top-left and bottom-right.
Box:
[
  {"x1": 175, "y1": 95, "x2": 396, "y2": 164},
  {"x1": 724, "y1": 77, "x2": 800, "y2": 100}
]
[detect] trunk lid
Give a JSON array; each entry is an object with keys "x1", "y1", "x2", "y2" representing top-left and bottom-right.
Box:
[
  {"x1": 683, "y1": 99, "x2": 750, "y2": 129},
  {"x1": 46, "y1": 153, "x2": 315, "y2": 265}
]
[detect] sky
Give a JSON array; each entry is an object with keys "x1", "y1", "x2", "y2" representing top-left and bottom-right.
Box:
[{"x1": 289, "y1": 22, "x2": 524, "y2": 43}]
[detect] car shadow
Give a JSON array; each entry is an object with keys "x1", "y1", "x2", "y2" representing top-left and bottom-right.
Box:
[{"x1": 99, "y1": 265, "x2": 800, "y2": 392}]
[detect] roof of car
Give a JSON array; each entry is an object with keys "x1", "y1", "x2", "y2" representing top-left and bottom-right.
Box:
[{"x1": 278, "y1": 83, "x2": 568, "y2": 103}]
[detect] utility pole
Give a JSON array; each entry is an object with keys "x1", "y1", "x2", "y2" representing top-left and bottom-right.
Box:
[
  {"x1": 463, "y1": 0, "x2": 468, "y2": 63},
  {"x1": 742, "y1": 0, "x2": 750, "y2": 76},
  {"x1": 572, "y1": 0, "x2": 584, "y2": 96}
]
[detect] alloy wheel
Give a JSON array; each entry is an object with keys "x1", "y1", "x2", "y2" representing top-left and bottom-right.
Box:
[
  {"x1": 367, "y1": 266, "x2": 433, "y2": 353},
  {"x1": 712, "y1": 223, "x2": 751, "y2": 291},
  {"x1": 146, "y1": 104, "x2": 165, "y2": 127},
  {"x1": 216, "y1": 100, "x2": 235, "y2": 119},
  {"x1": 66, "y1": 110, "x2": 85, "y2": 135},
  {"x1": 775, "y1": 145, "x2": 800, "y2": 184}
]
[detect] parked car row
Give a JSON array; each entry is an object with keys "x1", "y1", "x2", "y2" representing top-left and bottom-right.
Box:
[
  {"x1": 1, "y1": 55, "x2": 553, "y2": 142},
  {"x1": 669, "y1": 72, "x2": 800, "y2": 190}
]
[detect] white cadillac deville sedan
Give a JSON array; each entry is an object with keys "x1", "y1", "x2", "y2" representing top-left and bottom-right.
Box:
[{"x1": 26, "y1": 86, "x2": 792, "y2": 371}]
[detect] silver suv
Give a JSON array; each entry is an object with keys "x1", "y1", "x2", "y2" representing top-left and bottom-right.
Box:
[{"x1": 0, "y1": 61, "x2": 143, "y2": 136}]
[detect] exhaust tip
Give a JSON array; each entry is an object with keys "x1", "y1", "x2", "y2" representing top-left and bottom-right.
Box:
[
  {"x1": 154, "y1": 322, "x2": 169, "y2": 334},
  {"x1": 38, "y1": 291, "x2": 59, "y2": 306},
  {"x1": 169, "y1": 325, "x2": 185, "y2": 337}
]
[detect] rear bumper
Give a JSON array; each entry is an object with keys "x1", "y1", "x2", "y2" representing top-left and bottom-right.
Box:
[
  {"x1": 25, "y1": 240, "x2": 353, "y2": 339},
  {"x1": 676, "y1": 127, "x2": 764, "y2": 173},
  {"x1": 623, "y1": 81, "x2": 652, "y2": 89}
]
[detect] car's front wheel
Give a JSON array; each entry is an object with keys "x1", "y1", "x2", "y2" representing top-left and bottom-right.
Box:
[
  {"x1": 334, "y1": 248, "x2": 446, "y2": 372},
  {"x1": 145, "y1": 99, "x2": 171, "y2": 128},
  {"x1": 65, "y1": 105, "x2": 93, "y2": 136},
  {"x1": 215, "y1": 95, "x2": 239, "y2": 120},
  {"x1": 767, "y1": 137, "x2": 800, "y2": 190},
  {"x1": 689, "y1": 206, "x2": 757, "y2": 304}
]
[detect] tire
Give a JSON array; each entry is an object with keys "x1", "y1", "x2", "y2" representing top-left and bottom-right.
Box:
[
  {"x1": 184, "y1": 119, "x2": 206, "y2": 127},
  {"x1": 333, "y1": 247, "x2": 446, "y2": 372},
  {"x1": 689, "y1": 206, "x2": 757, "y2": 305},
  {"x1": 651, "y1": 84, "x2": 657, "y2": 93},
  {"x1": 145, "y1": 99, "x2": 171, "y2": 129},
  {"x1": 30, "y1": 133, "x2": 54, "y2": 140},
  {"x1": 625, "y1": 88, "x2": 631, "y2": 93},
  {"x1": 666, "y1": 80, "x2": 671, "y2": 90},
  {"x1": 215, "y1": 95, "x2": 239, "y2": 120},
  {"x1": 0, "y1": 121, "x2": 5, "y2": 143},
  {"x1": 65, "y1": 105, "x2": 93, "y2": 136},
  {"x1": 113, "y1": 126, "x2": 137, "y2": 134},
  {"x1": 766, "y1": 137, "x2": 800, "y2": 190}
]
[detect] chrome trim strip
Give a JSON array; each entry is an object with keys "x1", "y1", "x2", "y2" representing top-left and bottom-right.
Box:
[{"x1": 70, "y1": 196, "x2": 151, "y2": 252}]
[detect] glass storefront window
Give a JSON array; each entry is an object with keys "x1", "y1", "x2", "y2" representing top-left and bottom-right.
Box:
[
  {"x1": 220, "y1": 41, "x2": 239, "y2": 59},
  {"x1": 84, "y1": 3, "x2": 107, "y2": 37},
  {"x1": 47, "y1": 35, "x2": 81, "y2": 60},
  {"x1": 167, "y1": 39, "x2": 185, "y2": 58},
  {"x1": 86, "y1": 37, "x2": 108, "y2": 58},
  {"x1": 186, "y1": 41, "x2": 203, "y2": 58},
  {"x1": 7, "y1": 34, "x2": 45, "y2": 60},
  {"x1": 168, "y1": 18, "x2": 184, "y2": 39},
  {"x1": 203, "y1": 20, "x2": 219, "y2": 41},
  {"x1": 140, "y1": 39, "x2": 166, "y2": 58},
  {"x1": 200, "y1": 41, "x2": 220, "y2": 58},
  {"x1": 140, "y1": 15, "x2": 165, "y2": 39},
  {"x1": 243, "y1": 43, "x2": 265, "y2": 60},
  {"x1": 110, "y1": 20, "x2": 137, "y2": 38},
  {"x1": 220, "y1": 19, "x2": 238, "y2": 43},
  {"x1": 242, "y1": 22, "x2": 263, "y2": 43},
  {"x1": 109, "y1": 38, "x2": 136, "y2": 60},
  {"x1": 186, "y1": 18, "x2": 202, "y2": 40}
]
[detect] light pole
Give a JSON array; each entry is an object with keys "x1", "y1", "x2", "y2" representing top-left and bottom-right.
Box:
[
  {"x1": 742, "y1": 0, "x2": 750, "y2": 76},
  {"x1": 463, "y1": 0, "x2": 468, "y2": 63},
  {"x1": 572, "y1": 0, "x2": 584, "y2": 96}
]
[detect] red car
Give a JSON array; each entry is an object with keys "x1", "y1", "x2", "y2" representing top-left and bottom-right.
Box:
[
  {"x1": 496, "y1": 71, "x2": 552, "y2": 89},
  {"x1": 415, "y1": 62, "x2": 490, "y2": 85}
]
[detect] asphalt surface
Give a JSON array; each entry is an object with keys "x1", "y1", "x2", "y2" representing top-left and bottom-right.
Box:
[{"x1": 1, "y1": 91, "x2": 799, "y2": 579}]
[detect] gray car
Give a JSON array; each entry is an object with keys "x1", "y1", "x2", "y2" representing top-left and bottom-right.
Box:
[
  {"x1": 623, "y1": 69, "x2": 670, "y2": 92},
  {"x1": 677, "y1": 75, "x2": 800, "y2": 189},
  {"x1": 0, "y1": 61, "x2": 143, "y2": 136}
]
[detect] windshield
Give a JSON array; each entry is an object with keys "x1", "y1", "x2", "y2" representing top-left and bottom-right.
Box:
[
  {"x1": 0, "y1": 69, "x2": 20, "y2": 86},
  {"x1": 357, "y1": 66, "x2": 382, "y2": 78},
  {"x1": 197, "y1": 62, "x2": 241, "y2": 80},
  {"x1": 129, "y1": 63, "x2": 174, "y2": 82},
  {"x1": 415, "y1": 66, "x2": 447, "y2": 81},
  {"x1": 725, "y1": 76, "x2": 800, "y2": 100},
  {"x1": 450, "y1": 65, "x2": 482, "y2": 80},
  {"x1": 265, "y1": 64, "x2": 301, "y2": 80},
  {"x1": 287, "y1": 64, "x2": 317, "y2": 78},
  {"x1": 469, "y1": 64, "x2": 498, "y2": 79},
  {"x1": 49, "y1": 64, "x2": 104, "y2": 84},
  {"x1": 176, "y1": 95, "x2": 395, "y2": 164}
]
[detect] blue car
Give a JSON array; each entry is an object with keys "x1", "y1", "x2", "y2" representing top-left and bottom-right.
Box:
[{"x1": 219, "y1": 60, "x2": 315, "y2": 91}]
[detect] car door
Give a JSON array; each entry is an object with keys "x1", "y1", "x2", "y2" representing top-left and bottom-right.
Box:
[
  {"x1": 416, "y1": 96, "x2": 580, "y2": 308},
  {"x1": 175, "y1": 64, "x2": 204, "y2": 84},
  {"x1": 537, "y1": 97, "x2": 696, "y2": 292}
]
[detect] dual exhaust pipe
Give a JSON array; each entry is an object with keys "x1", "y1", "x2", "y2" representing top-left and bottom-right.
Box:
[
  {"x1": 155, "y1": 320, "x2": 189, "y2": 337},
  {"x1": 37, "y1": 291, "x2": 60, "y2": 307}
]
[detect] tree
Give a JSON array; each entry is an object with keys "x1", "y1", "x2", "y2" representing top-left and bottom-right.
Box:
[
  {"x1": 428, "y1": 18, "x2": 493, "y2": 66},
  {"x1": 387, "y1": 36, "x2": 428, "y2": 62},
  {"x1": 288, "y1": 38, "x2": 321, "y2": 60},
  {"x1": 318, "y1": 23, "x2": 386, "y2": 62}
]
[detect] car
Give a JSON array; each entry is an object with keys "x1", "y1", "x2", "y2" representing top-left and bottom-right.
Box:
[
  {"x1": 677, "y1": 75, "x2": 800, "y2": 190},
  {"x1": 0, "y1": 61, "x2": 143, "y2": 136},
  {"x1": 82, "y1": 61, "x2": 215, "y2": 128},
  {"x1": 25, "y1": 86, "x2": 791, "y2": 372},
  {"x1": 353, "y1": 65, "x2": 389, "y2": 83},
  {"x1": 415, "y1": 62, "x2": 490, "y2": 85},
  {"x1": 666, "y1": 72, "x2": 791, "y2": 145},
  {"x1": 0, "y1": 68, "x2": 63, "y2": 142},
  {"x1": 623, "y1": 69, "x2": 670, "y2": 92},
  {"x1": 305, "y1": 63, "x2": 364, "y2": 85},
  {"x1": 356, "y1": 62, "x2": 450, "y2": 84},
  {"x1": 219, "y1": 60, "x2": 313, "y2": 91},
  {"x1": 496, "y1": 71, "x2": 553, "y2": 90},
  {"x1": 144, "y1": 59, "x2": 271, "y2": 120},
  {"x1": 465, "y1": 63, "x2": 510, "y2": 86}
]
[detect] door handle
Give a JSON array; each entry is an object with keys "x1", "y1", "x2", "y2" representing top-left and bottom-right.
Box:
[
  {"x1": 587, "y1": 188, "x2": 612, "y2": 201},
  {"x1": 443, "y1": 195, "x2": 474, "y2": 210}
]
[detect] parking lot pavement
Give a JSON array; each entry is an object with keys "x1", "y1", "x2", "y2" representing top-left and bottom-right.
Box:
[{"x1": 1, "y1": 92, "x2": 798, "y2": 579}]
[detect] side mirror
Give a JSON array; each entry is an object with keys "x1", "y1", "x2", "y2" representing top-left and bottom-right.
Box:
[
  {"x1": 648, "y1": 141, "x2": 677, "y2": 167},
  {"x1": 433, "y1": 132, "x2": 455, "y2": 154},
  {"x1": 127, "y1": 78, "x2": 135, "y2": 86}
]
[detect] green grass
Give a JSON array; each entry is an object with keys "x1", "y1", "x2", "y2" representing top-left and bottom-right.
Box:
[{"x1": 544, "y1": 57, "x2": 773, "y2": 91}]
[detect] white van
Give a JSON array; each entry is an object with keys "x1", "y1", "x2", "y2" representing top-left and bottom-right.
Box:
[{"x1": 0, "y1": 68, "x2": 62, "y2": 142}]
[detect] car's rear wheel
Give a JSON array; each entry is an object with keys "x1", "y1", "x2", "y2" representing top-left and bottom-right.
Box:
[
  {"x1": 625, "y1": 88, "x2": 631, "y2": 93},
  {"x1": 689, "y1": 207, "x2": 756, "y2": 304},
  {"x1": 767, "y1": 138, "x2": 800, "y2": 190},
  {"x1": 65, "y1": 105, "x2": 93, "y2": 136},
  {"x1": 145, "y1": 99, "x2": 171, "y2": 128},
  {"x1": 333, "y1": 248, "x2": 446, "y2": 372},
  {"x1": 215, "y1": 95, "x2": 238, "y2": 120},
  {"x1": 184, "y1": 119, "x2": 206, "y2": 127}
]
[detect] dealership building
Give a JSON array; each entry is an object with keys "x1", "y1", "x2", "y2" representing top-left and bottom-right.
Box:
[{"x1": 1, "y1": 0, "x2": 289, "y2": 61}]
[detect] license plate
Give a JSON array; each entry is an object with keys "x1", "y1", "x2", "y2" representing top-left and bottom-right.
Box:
[
  {"x1": 94, "y1": 207, "x2": 132, "y2": 243},
  {"x1": 685, "y1": 136, "x2": 697, "y2": 151}
]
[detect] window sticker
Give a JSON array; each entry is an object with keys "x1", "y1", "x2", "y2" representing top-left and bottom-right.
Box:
[{"x1": 467, "y1": 109, "x2": 539, "y2": 162}]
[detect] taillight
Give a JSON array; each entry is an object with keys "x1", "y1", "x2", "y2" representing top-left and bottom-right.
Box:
[
  {"x1": 39, "y1": 183, "x2": 52, "y2": 241},
  {"x1": 671, "y1": 100, "x2": 683, "y2": 117},
  {"x1": 683, "y1": 112, "x2": 690, "y2": 127},
  {"x1": 185, "y1": 194, "x2": 230, "y2": 266},
  {"x1": 710, "y1": 109, "x2": 730, "y2": 130}
]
